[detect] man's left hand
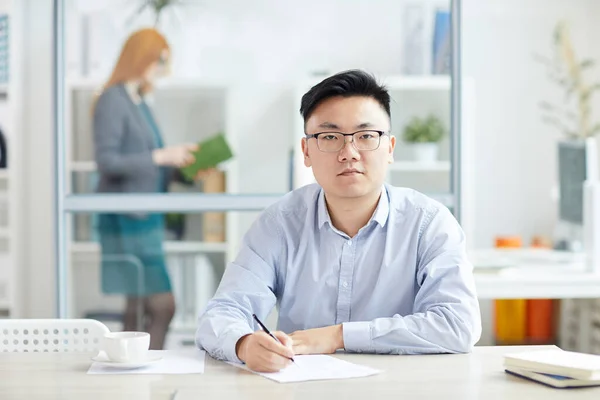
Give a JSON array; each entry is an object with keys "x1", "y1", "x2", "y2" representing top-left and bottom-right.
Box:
[{"x1": 289, "y1": 325, "x2": 344, "y2": 355}]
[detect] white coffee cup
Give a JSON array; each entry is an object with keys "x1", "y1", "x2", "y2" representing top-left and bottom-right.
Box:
[{"x1": 102, "y1": 332, "x2": 150, "y2": 363}]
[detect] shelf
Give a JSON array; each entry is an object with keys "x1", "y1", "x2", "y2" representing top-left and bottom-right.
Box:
[
  {"x1": 68, "y1": 160, "x2": 233, "y2": 174},
  {"x1": 70, "y1": 241, "x2": 228, "y2": 254},
  {"x1": 66, "y1": 78, "x2": 230, "y2": 91},
  {"x1": 154, "y1": 78, "x2": 230, "y2": 91},
  {"x1": 70, "y1": 161, "x2": 96, "y2": 173},
  {"x1": 389, "y1": 161, "x2": 450, "y2": 172},
  {"x1": 382, "y1": 75, "x2": 451, "y2": 91},
  {"x1": 299, "y1": 75, "x2": 452, "y2": 92}
]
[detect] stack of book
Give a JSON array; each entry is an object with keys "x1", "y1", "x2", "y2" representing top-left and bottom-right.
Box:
[{"x1": 504, "y1": 349, "x2": 600, "y2": 388}]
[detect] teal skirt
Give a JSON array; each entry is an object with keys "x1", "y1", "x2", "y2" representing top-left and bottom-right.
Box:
[{"x1": 98, "y1": 213, "x2": 172, "y2": 296}]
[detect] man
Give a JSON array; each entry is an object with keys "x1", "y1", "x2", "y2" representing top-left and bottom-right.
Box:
[{"x1": 196, "y1": 70, "x2": 481, "y2": 372}]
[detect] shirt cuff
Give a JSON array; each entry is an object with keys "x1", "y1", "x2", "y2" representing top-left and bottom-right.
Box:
[
  {"x1": 223, "y1": 328, "x2": 254, "y2": 364},
  {"x1": 342, "y1": 321, "x2": 372, "y2": 353}
]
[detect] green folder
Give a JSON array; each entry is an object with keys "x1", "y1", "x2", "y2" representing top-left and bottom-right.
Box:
[{"x1": 180, "y1": 133, "x2": 234, "y2": 181}]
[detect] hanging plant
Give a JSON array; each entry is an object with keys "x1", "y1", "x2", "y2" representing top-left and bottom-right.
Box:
[{"x1": 130, "y1": 0, "x2": 193, "y2": 26}]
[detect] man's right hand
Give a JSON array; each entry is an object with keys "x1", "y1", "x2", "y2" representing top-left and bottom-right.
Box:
[{"x1": 235, "y1": 331, "x2": 295, "y2": 372}]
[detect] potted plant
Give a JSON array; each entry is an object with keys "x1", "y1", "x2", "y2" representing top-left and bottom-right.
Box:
[
  {"x1": 402, "y1": 114, "x2": 446, "y2": 162},
  {"x1": 537, "y1": 21, "x2": 600, "y2": 224},
  {"x1": 130, "y1": 0, "x2": 192, "y2": 26}
]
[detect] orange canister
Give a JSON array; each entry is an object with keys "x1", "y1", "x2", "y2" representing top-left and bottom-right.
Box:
[
  {"x1": 526, "y1": 236, "x2": 555, "y2": 344},
  {"x1": 494, "y1": 236, "x2": 526, "y2": 344}
]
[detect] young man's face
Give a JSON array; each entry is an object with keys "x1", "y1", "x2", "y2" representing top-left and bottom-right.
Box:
[{"x1": 302, "y1": 95, "x2": 395, "y2": 201}]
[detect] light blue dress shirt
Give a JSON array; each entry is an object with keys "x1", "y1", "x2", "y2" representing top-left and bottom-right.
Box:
[{"x1": 196, "y1": 183, "x2": 482, "y2": 362}]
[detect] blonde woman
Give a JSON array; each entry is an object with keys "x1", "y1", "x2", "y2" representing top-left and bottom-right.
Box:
[{"x1": 93, "y1": 28, "x2": 207, "y2": 349}]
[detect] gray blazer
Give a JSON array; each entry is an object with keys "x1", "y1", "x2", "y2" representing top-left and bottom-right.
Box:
[{"x1": 93, "y1": 84, "x2": 178, "y2": 194}]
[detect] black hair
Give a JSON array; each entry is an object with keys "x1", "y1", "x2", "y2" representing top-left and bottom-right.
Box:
[{"x1": 300, "y1": 69, "x2": 391, "y2": 122}]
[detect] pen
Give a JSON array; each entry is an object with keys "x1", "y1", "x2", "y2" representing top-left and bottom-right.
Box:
[{"x1": 252, "y1": 313, "x2": 296, "y2": 363}]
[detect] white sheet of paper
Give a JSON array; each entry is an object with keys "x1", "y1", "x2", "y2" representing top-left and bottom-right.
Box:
[
  {"x1": 228, "y1": 354, "x2": 381, "y2": 383},
  {"x1": 87, "y1": 349, "x2": 206, "y2": 375}
]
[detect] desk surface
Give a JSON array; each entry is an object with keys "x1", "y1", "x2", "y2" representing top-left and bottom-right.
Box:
[{"x1": 1, "y1": 345, "x2": 599, "y2": 400}]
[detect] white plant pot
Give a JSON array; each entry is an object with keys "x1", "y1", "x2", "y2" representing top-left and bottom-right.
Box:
[{"x1": 408, "y1": 143, "x2": 439, "y2": 163}]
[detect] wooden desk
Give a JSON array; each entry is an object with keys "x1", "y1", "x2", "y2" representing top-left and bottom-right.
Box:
[{"x1": 0, "y1": 345, "x2": 598, "y2": 399}]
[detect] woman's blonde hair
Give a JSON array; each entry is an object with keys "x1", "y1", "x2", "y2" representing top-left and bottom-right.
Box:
[{"x1": 100, "y1": 28, "x2": 170, "y2": 98}]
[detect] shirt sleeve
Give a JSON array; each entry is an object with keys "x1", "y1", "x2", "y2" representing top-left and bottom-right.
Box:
[
  {"x1": 342, "y1": 206, "x2": 482, "y2": 354},
  {"x1": 195, "y1": 210, "x2": 281, "y2": 363}
]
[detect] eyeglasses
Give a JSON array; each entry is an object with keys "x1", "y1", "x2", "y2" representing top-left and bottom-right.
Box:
[{"x1": 305, "y1": 130, "x2": 388, "y2": 152}]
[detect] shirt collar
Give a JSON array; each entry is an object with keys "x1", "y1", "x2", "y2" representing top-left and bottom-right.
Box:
[
  {"x1": 317, "y1": 185, "x2": 389, "y2": 229},
  {"x1": 124, "y1": 82, "x2": 142, "y2": 105}
]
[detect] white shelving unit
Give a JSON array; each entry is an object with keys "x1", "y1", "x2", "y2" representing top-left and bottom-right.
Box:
[
  {"x1": 0, "y1": 0, "x2": 22, "y2": 319},
  {"x1": 64, "y1": 78, "x2": 240, "y2": 338},
  {"x1": 70, "y1": 240, "x2": 229, "y2": 255},
  {"x1": 388, "y1": 160, "x2": 450, "y2": 172},
  {"x1": 292, "y1": 74, "x2": 475, "y2": 244},
  {"x1": 69, "y1": 160, "x2": 96, "y2": 173}
]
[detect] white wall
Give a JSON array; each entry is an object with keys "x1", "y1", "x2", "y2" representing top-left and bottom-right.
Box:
[
  {"x1": 19, "y1": 0, "x2": 55, "y2": 317},
  {"x1": 463, "y1": 0, "x2": 600, "y2": 248},
  {"x1": 463, "y1": 0, "x2": 600, "y2": 345}
]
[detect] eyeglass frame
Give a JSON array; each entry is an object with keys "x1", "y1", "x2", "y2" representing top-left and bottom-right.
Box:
[{"x1": 305, "y1": 130, "x2": 389, "y2": 152}]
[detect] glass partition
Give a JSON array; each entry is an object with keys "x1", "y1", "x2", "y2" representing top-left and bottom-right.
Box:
[{"x1": 55, "y1": 1, "x2": 461, "y2": 346}]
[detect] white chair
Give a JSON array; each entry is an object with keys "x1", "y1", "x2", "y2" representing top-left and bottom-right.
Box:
[{"x1": 0, "y1": 319, "x2": 110, "y2": 352}]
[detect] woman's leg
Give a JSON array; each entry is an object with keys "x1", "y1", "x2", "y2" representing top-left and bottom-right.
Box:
[
  {"x1": 123, "y1": 297, "x2": 144, "y2": 331},
  {"x1": 144, "y1": 292, "x2": 176, "y2": 350}
]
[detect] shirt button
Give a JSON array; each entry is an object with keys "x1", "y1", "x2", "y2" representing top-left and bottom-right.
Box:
[
  {"x1": 342, "y1": 281, "x2": 349, "y2": 288},
  {"x1": 347, "y1": 240, "x2": 352, "y2": 246}
]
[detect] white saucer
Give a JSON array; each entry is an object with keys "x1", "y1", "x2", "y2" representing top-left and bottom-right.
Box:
[{"x1": 91, "y1": 351, "x2": 162, "y2": 369}]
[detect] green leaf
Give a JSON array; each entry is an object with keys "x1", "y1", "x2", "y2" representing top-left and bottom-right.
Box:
[
  {"x1": 402, "y1": 115, "x2": 446, "y2": 143},
  {"x1": 586, "y1": 83, "x2": 600, "y2": 94},
  {"x1": 152, "y1": 0, "x2": 177, "y2": 12},
  {"x1": 127, "y1": 0, "x2": 180, "y2": 25},
  {"x1": 580, "y1": 59, "x2": 595, "y2": 69},
  {"x1": 553, "y1": 26, "x2": 561, "y2": 44},
  {"x1": 581, "y1": 84, "x2": 600, "y2": 101}
]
